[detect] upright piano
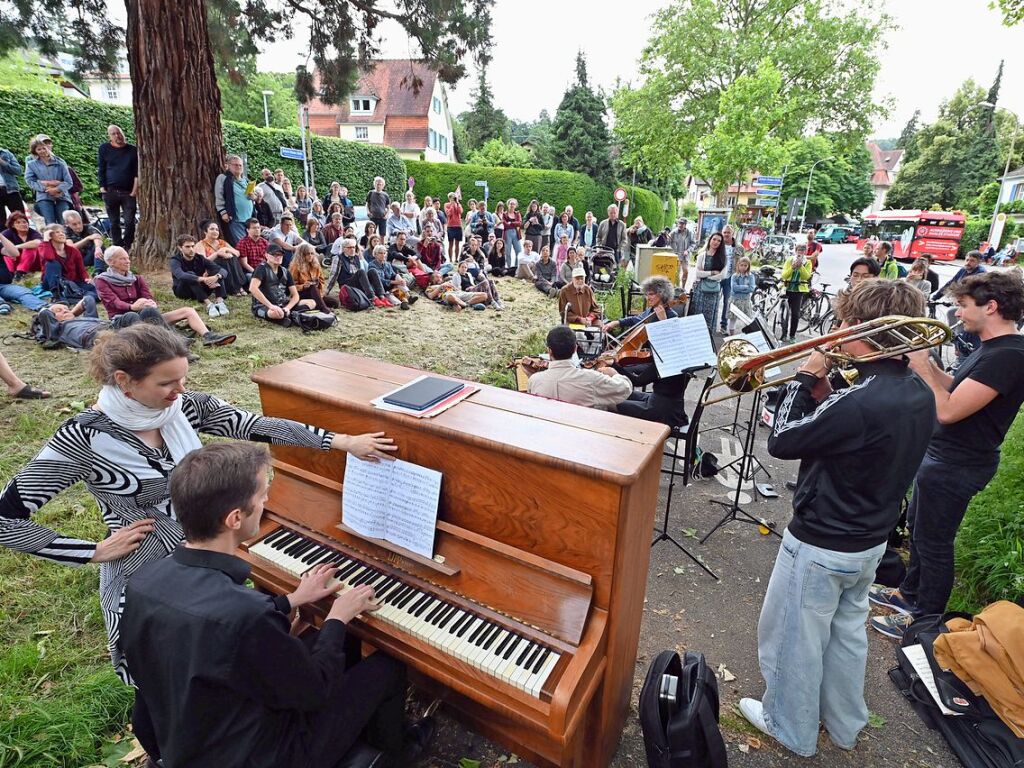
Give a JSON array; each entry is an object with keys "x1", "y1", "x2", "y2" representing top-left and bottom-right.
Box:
[{"x1": 241, "y1": 351, "x2": 668, "y2": 767}]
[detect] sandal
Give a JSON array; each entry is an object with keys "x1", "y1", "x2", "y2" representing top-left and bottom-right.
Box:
[{"x1": 14, "y1": 384, "x2": 51, "y2": 400}]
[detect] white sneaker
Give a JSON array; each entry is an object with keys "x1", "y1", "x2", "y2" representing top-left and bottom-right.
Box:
[
  {"x1": 208, "y1": 303, "x2": 220, "y2": 318},
  {"x1": 216, "y1": 301, "x2": 230, "y2": 316},
  {"x1": 738, "y1": 698, "x2": 772, "y2": 738}
]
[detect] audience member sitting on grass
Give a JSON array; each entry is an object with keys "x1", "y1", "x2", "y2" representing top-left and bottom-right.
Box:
[
  {"x1": 359, "y1": 221, "x2": 378, "y2": 251},
  {"x1": 235, "y1": 218, "x2": 267, "y2": 274},
  {"x1": 534, "y1": 245, "x2": 560, "y2": 297},
  {"x1": 387, "y1": 231, "x2": 417, "y2": 271},
  {"x1": 268, "y1": 213, "x2": 304, "y2": 269},
  {"x1": 196, "y1": 220, "x2": 248, "y2": 296},
  {"x1": 515, "y1": 239, "x2": 539, "y2": 281},
  {"x1": 326, "y1": 238, "x2": 391, "y2": 307},
  {"x1": 289, "y1": 243, "x2": 338, "y2": 314},
  {"x1": 95, "y1": 246, "x2": 235, "y2": 346},
  {"x1": 452, "y1": 257, "x2": 503, "y2": 310},
  {"x1": 559, "y1": 267, "x2": 601, "y2": 325},
  {"x1": 322, "y1": 211, "x2": 344, "y2": 246},
  {"x1": 252, "y1": 186, "x2": 274, "y2": 228},
  {"x1": 304, "y1": 217, "x2": 330, "y2": 262},
  {"x1": 425, "y1": 270, "x2": 488, "y2": 311},
  {"x1": 4, "y1": 211, "x2": 43, "y2": 279},
  {"x1": 364, "y1": 233, "x2": 382, "y2": 263},
  {"x1": 309, "y1": 199, "x2": 326, "y2": 226},
  {"x1": 386, "y1": 201, "x2": 416, "y2": 243},
  {"x1": 486, "y1": 236, "x2": 508, "y2": 276},
  {"x1": 368, "y1": 244, "x2": 412, "y2": 310},
  {"x1": 0, "y1": 349, "x2": 50, "y2": 399},
  {"x1": 63, "y1": 210, "x2": 105, "y2": 270},
  {"x1": 250, "y1": 247, "x2": 316, "y2": 326},
  {"x1": 406, "y1": 254, "x2": 433, "y2": 290},
  {"x1": 462, "y1": 236, "x2": 487, "y2": 275},
  {"x1": 417, "y1": 224, "x2": 444, "y2": 271},
  {"x1": 170, "y1": 234, "x2": 229, "y2": 317},
  {"x1": 560, "y1": 247, "x2": 587, "y2": 286},
  {"x1": 39, "y1": 223, "x2": 96, "y2": 301},
  {"x1": 0, "y1": 232, "x2": 47, "y2": 311}
]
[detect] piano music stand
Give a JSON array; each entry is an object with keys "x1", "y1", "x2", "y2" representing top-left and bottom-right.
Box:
[{"x1": 700, "y1": 388, "x2": 782, "y2": 544}]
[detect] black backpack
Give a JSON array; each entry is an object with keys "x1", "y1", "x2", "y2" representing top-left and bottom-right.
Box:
[
  {"x1": 290, "y1": 310, "x2": 337, "y2": 332},
  {"x1": 639, "y1": 650, "x2": 728, "y2": 768},
  {"x1": 338, "y1": 285, "x2": 371, "y2": 311}
]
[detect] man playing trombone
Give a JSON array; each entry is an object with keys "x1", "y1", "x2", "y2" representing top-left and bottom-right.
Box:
[{"x1": 739, "y1": 280, "x2": 937, "y2": 757}]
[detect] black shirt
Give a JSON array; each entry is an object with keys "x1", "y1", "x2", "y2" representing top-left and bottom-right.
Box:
[
  {"x1": 252, "y1": 263, "x2": 293, "y2": 309},
  {"x1": 768, "y1": 358, "x2": 936, "y2": 552},
  {"x1": 120, "y1": 547, "x2": 350, "y2": 768},
  {"x1": 97, "y1": 142, "x2": 139, "y2": 191},
  {"x1": 169, "y1": 253, "x2": 225, "y2": 285},
  {"x1": 928, "y1": 334, "x2": 1024, "y2": 466},
  {"x1": 603, "y1": 219, "x2": 622, "y2": 250}
]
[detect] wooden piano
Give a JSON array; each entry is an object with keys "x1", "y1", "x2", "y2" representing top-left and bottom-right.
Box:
[{"x1": 241, "y1": 351, "x2": 669, "y2": 767}]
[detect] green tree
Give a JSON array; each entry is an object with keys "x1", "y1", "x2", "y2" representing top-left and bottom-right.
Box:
[
  {"x1": 0, "y1": 0, "x2": 491, "y2": 269},
  {"x1": 611, "y1": 0, "x2": 887, "y2": 191},
  {"x1": 897, "y1": 110, "x2": 921, "y2": 157},
  {"x1": 549, "y1": 52, "x2": 612, "y2": 183},
  {"x1": 451, "y1": 115, "x2": 470, "y2": 163},
  {"x1": 779, "y1": 135, "x2": 874, "y2": 222},
  {"x1": 461, "y1": 65, "x2": 508, "y2": 151},
  {"x1": 0, "y1": 50, "x2": 61, "y2": 93},
  {"x1": 467, "y1": 138, "x2": 534, "y2": 168},
  {"x1": 993, "y1": 0, "x2": 1024, "y2": 25},
  {"x1": 218, "y1": 69, "x2": 298, "y2": 129}
]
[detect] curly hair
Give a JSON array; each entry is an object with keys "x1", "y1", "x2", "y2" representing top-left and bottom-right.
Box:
[
  {"x1": 641, "y1": 275, "x2": 674, "y2": 306},
  {"x1": 949, "y1": 271, "x2": 1024, "y2": 322}
]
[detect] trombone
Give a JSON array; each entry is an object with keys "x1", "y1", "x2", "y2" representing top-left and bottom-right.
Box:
[{"x1": 701, "y1": 315, "x2": 951, "y2": 406}]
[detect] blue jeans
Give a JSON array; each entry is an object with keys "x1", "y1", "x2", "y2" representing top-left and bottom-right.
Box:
[
  {"x1": 42, "y1": 260, "x2": 97, "y2": 300},
  {"x1": 34, "y1": 198, "x2": 72, "y2": 225},
  {"x1": 719, "y1": 275, "x2": 733, "y2": 329},
  {"x1": 0, "y1": 282, "x2": 47, "y2": 310},
  {"x1": 899, "y1": 454, "x2": 997, "y2": 616},
  {"x1": 758, "y1": 529, "x2": 886, "y2": 756},
  {"x1": 227, "y1": 219, "x2": 247, "y2": 245}
]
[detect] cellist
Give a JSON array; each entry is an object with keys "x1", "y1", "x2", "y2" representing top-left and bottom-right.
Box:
[{"x1": 602, "y1": 275, "x2": 691, "y2": 426}]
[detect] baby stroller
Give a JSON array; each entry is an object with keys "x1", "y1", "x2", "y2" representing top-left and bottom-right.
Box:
[{"x1": 588, "y1": 247, "x2": 618, "y2": 294}]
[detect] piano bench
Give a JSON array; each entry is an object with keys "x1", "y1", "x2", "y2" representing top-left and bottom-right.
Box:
[{"x1": 332, "y1": 740, "x2": 384, "y2": 768}]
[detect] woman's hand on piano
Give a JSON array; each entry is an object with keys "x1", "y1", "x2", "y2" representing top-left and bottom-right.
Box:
[
  {"x1": 328, "y1": 583, "x2": 381, "y2": 624},
  {"x1": 285, "y1": 562, "x2": 342, "y2": 609},
  {"x1": 333, "y1": 432, "x2": 397, "y2": 462}
]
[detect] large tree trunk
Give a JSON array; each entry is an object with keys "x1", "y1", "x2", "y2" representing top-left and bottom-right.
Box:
[{"x1": 126, "y1": 0, "x2": 224, "y2": 271}]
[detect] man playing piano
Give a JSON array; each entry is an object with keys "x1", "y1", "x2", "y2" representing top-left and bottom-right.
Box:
[{"x1": 121, "y1": 442, "x2": 434, "y2": 768}]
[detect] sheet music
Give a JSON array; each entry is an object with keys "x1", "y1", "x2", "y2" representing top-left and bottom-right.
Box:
[
  {"x1": 342, "y1": 456, "x2": 442, "y2": 558},
  {"x1": 646, "y1": 315, "x2": 718, "y2": 378},
  {"x1": 900, "y1": 644, "x2": 961, "y2": 716}
]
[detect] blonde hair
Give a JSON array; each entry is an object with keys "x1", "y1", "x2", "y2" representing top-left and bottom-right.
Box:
[
  {"x1": 833, "y1": 279, "x2": 925, "y2": 345},
  {"x1": 88, "y1": 325, "x2": 188, "y2": 385},
  {"x1": 735, "y1": 255, "x2": 752, "y2": 273}
]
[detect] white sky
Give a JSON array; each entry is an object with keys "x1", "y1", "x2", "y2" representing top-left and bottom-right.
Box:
[{"x1": 257, "y1": 0, "x2": 1024, "y2": 138}]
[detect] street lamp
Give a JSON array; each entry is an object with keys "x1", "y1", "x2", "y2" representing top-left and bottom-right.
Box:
[
  {"x1": 261, "y1": 90, "x2": 274, "y2": 128},
  {"x1": 799, "y1": 157, "x2": 832, "y2": 233},
  {"x1": 976, "y1": 101, "x2": 1019, "y2": 246}
]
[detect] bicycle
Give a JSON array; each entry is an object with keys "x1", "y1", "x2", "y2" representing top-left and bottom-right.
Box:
[
  {"x1": 926, "y1": 299, "x2": 975, "y2": 372},
  {"x1": 798, "y1": 278, "x2": 834, "y2": 333},
  {"x1": 750, "y1": 274, "x2": 789, "y2": 340}
]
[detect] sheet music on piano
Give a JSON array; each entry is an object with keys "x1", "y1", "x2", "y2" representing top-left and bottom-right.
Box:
[
  {"x1": 342, "y1": 455, "x2": 442, "y2": 558},
  {"x1": 646, "y1": 315, "x2": 718, "y2": 378}
]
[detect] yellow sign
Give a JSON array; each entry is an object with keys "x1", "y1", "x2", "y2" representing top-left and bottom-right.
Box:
[{"x1": 650, "y1": 253, "x2": 680, "y2": 286}]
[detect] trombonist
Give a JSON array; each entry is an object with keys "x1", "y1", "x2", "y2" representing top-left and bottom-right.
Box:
[{"x1": 737, "y1": 279, "x2": 937, "y2": 758}]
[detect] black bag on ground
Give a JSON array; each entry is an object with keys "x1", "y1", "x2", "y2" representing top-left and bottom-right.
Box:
[
  {"x1": 290, "y1": 310, "x2": 337, "y2": 332},
  {"x1": 639, "y1": 650, "x2": 728, "y2": 768},
  {"x1": 888, "y1": 612, "x2": 1024, "y2": 768}
]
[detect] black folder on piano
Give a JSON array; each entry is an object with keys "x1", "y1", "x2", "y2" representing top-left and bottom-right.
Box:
[{"x1": 383, "y1": 376, "x2": 465, "y2": 411}]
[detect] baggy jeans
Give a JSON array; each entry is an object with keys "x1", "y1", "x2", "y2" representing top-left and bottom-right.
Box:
[{"x1": 758, "y1": 529, "x2": 886, "y2": 756}]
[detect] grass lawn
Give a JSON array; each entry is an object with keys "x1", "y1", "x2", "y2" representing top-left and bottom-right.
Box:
[{"x1": 0, "y1": 271, "x2": 565, "y2": 767}]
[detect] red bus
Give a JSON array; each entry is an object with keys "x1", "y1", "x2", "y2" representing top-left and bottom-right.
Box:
[{"x1": 858, "y1": 210, "x2": 965, "y2": 262}]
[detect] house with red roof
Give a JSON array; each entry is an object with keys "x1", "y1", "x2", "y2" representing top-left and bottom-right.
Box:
[
  {"x1": 307, "y1": 60, "x2": 455, "y2": 163},
  {"x1": 864, "y1": 141, "x2": 904, "y2": 215}
]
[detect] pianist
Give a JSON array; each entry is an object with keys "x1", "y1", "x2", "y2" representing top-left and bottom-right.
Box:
[{"x1": 122, "y1": 442, "x2": 434, "y2": 767}]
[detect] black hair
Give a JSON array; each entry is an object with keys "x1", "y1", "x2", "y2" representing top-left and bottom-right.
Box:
[
  {"x1": 850, "y1": 256, "x2": 880, "y2": 276},
  {"x1": 546, "y1": 325, "x2": 578, "y2": 360}
]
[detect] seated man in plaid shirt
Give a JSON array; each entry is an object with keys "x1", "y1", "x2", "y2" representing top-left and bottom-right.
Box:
[{"x1": 237, "y1": 218, "x2": 268, "y2": 274}]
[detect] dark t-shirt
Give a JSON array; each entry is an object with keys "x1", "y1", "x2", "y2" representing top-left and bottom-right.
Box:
[
  {"x1": 929, "y1": 334, "x2": 1024, "y2": 466},
  {"x1": 251, "y1": 263, "x2": 293, "y2": 309}
]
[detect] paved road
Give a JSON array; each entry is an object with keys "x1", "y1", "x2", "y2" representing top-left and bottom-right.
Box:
[{"x1": 813, "y1": 242, "x2": 962, "y2": 294}]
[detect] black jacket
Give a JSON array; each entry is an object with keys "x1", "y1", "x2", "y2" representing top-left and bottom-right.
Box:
[{"x1": 768, "y1": 358, "x2": 935, "y2": 552}]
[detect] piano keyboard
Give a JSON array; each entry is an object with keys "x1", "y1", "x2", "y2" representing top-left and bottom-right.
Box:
[{"x1": 249, "y1": 528, "x2": 562, "y2": 699}]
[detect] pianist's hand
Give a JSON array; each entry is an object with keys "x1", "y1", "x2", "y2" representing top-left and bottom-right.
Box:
[
  {"x1": 328, "y1": 583, "x2": 380, "y2": 624},
  {"x1": 334, "y1": 432, "x2": 397, "y2": 462},
  {"x1": 286, "y1": 562, "x2": 342, "y2": 609}
]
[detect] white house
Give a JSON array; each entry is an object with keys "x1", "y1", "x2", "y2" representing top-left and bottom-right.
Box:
[{"x1": 997, "y1": 166, "x2": 1024, "y2": 205}]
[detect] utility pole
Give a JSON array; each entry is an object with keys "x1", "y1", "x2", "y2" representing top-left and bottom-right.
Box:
[{"x1": 799, "y1": 157, "x2": 831, "y2": 233}]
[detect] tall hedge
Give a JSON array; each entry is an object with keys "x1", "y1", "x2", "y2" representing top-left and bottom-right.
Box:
[
  {"x1": 405, "y1": 159, "x2": 666, "y2": 231},
  {"x1": 0, "y1": 86, "x2": 405, "y2": 205}
]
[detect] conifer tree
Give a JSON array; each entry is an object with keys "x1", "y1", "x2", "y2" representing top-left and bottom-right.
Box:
[{"x1": 549, "y1": 52, "x2": 612, "y2": 183}]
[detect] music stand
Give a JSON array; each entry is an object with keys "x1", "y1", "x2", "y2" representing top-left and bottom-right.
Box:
[{"x1": 700, "y1": 387, "x2": 782, "y2": 544}]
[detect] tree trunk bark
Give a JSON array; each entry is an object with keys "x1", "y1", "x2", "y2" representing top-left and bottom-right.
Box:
[{"x1": 126, "y1": 0, "x2": 223, "y2": 271}]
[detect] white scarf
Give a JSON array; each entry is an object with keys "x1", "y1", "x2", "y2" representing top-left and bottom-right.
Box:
[{"x1": 97, "y1": 385, "x2": 202, "y2": 463}]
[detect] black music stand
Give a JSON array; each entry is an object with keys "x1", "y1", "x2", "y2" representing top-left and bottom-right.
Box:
[{"x1": 700, "y1": 387, "x2": 783, "y2": 544}]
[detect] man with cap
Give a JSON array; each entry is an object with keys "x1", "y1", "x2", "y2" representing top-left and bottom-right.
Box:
[
  {"x1": 558, "y1": 266, "x2": 602, "y2": 325},
  {"x1": 527, "y1": 325, "x2": 632, "y2": 411}
]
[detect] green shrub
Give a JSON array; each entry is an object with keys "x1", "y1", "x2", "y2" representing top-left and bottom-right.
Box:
[
  {"x1": 960, "y1": 216, "x2": 991, "y2": 256},
  {"x1": 627, "y1": 186, "x2": 667, "y2": 233},
  {"x1": 949, "y1": 411, "x2": 1024, "y2": 612},
  {"x1": 0, "y1": 86, "x2": 406, "y2": 205}
]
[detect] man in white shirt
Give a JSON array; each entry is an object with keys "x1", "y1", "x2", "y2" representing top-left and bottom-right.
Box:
[
  {"x1": 528, "y1": 325, "x2": 632, "y2": 411},
  {"x1": 257, "y1": 169, "x2": 285, "y2": 225},
  {"x1": 268, "y1": 214, "x2": 304, "y2": 268}
]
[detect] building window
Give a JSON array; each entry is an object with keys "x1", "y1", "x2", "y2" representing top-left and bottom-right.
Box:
[
  {"x1": 354, "y1": 126, "x2": 369, "y2": 140},
  {"x1": 105, "y1": 82, "x2": 118, "y2": 101},
  {"x1": 350, "y1": 98, "x2": 371, "y2": 113},
  {"x1": 438, "y1": 135, "x2": 448, "y2": 155},
  {"x1": 428, "y1": 128, "x2": 437, "y2": 150},
  {"x1": 432, "y1": 96, "x2": 441, "y2": 114},
  {"x1": 1012, "y1": 182, "x2": 1024, "y2": 202}
]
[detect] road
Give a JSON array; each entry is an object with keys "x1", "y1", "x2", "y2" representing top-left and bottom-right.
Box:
[{"x1": 813, "y1": 242, "x2": 962, "y2": 294}]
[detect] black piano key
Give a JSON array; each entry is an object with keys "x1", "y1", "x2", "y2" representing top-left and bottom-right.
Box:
[
  {"x1": 351, "y1": 568, "x2": 377, "y2": 587},
  {"x1": 437, "y1": 604, "x2": 458, "y2": 626},
  {"x1": 494, "y1": 631, "x2": 515, "y2": 657},
  {"x1": 449, "y1": 612, "x2": 472, "y2": 635},
  {"x1": 516, "y1": 642, "x2": 536, "y2": 666},
  {"x1": 262, "y1": 528, "x2": 289, "y2": 546},
  {"x1": 407, "y1": 594, "x2": 431, "y2": 614},
  {"x1": 269, "y1": 532, "x2": 298, "y2": 550},
  {"x1": 468, "y1": 619, "x2": 490, "y2": 645},
  {"x1": 374, "y1": 578, "x2": 398, "y2": 598},
  {"x1": 301, "y1": 546, "x2": 328, "y2": 564},
  {"x1": 284, "y1": 539, "x2": 314, "y2": 557},
  {"x1": 502, "y1": 635, "x2": 523, "y2": 660},
  {"x1": 455, "y1": 614, "x2": 478, "y2": 638},
  {"x1": 396, "y1": 588, "x2": 420, "y2": 609},
  {"x1": 532, "y1": 648, "x2": 551, "y2": 675},
  {"x1": 481, "y1": 624, "x2": 502, "y2": 650},
  {"x1": 387, "y1": 585, "x2": 413, "y2": 605},
  {"x1": 413, "y1": 597, "x2": 438, "y2": 617},
  {"x1": 425, "y1": 601, "x2": 446, "y2": 624},
  {"x1": 524, "y1": 644, "x2": 544, "y2": 671},
  {"x1": 336, "y1": 561, "x2": 362, "y2": 580}
]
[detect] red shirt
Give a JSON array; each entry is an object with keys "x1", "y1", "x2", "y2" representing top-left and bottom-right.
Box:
[
  {"x1": 38, "y1": 242, "x2": 89, "y2": 283},
  {"x1": 444, "y1": 202, "x2": 463, "y2": 227},
  {"x1": 95, "y1": 273, "x2": 155, "y2": 318},
  {"x1": 237, "y1": 235, "x2": 268, "y2": 269},
  {"x1": 417, "y1": 239, "x2": 443, "y2": 271}
]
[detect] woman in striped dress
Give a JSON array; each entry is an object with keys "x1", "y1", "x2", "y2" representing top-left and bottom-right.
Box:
[{"x1": 0, "y1": 324, "x2": 395, "y2": 682}]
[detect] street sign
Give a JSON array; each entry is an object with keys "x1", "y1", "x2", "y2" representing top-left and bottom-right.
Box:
[
  {"x1": 755, "y1": 198, "x2": 780, "y2": 208},
  {"x1": 755, "y1": 188, "x2": 780, "y2": 197},
  {"x1": 613, "y1": 187, "x2": 627, "y2": 202},
  {"x1": 787, "y1": 197, "x2": 800, "y2": 219},
  {"x1": 755, "y1": 176, "x2": 783, "y2": 186},
  {"x1": 474, "y1": 180, "x2": 489, "y2": 202},
  {"x1": 279, "y1": 147, "x2": 305, "y2": 161}
]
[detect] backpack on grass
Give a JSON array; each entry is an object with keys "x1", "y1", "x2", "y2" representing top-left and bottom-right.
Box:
[
  {"x1": 290, "y1": 310, "x2": 337, "y2": 333},
  {"x1": 639, "y1": 650, "x2": 728, "y2": 768},
  {"x1": 338, "y1": 285, "x2": 371, "y2": 312}
]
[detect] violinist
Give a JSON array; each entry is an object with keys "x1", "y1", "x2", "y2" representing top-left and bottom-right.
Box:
[
  {"x1": 527, "y1": 325, "x2": 632, "y2": 410},
  {"x1": 604, "y1": 275, "x2": 690, "y2": 426}
]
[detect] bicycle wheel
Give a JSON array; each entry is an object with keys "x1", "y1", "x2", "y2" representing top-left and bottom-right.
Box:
[
  {"x1": 773, "y1": 299, "x2": 790, "y2": 340},
  {"x1": 797, "y1": 295, "x2": 820, "y2": 333}
]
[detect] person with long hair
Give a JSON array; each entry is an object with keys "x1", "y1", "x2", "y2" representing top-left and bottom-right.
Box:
[
  {"x1": 290, "y1": 242, "x2": 338, "y2": 313},
  {"x1": 196, "y1": 219, "x2": 248, "y2": 296},
  {"x1": 0, "y1": 323, "x2": 396, "y2": 684},
  {"x1": 3, "y1": 210, "x2": 43, "y2": 278},
  {"x1": 523, "y1": 199, "x2": 544, "y2": 253},
  {"x1": 690, "y1": 231, "x2": 727, "y2": 330},
  {"x1": 502, "y1": 198, "x2": 522, "y2": 264}
]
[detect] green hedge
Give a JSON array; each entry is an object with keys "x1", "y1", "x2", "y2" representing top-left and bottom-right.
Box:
[
  {"x1": 0, "y1": 86, "x2": 405, "y2": 205},
  {"x1": 950, "y1": 411, "x2": 1024, "y2": 612},
  {"x1": 405, "y1": 159, "x2": 666, "y2": 231},
  {"x1": 628, "y1": 186, "x2": 667, "y2": 233}
]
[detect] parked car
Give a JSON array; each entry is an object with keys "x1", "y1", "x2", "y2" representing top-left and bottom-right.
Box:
[
  {"x1": 815, "y1": 225, "x2": 852, "y2": 244},
  {"x1": 844, "y1": 227, "x2": 862, "y2": 244}
]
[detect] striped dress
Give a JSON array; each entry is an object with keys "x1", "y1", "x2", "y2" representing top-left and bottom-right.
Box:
[{"x1": 0, "y1": 391, "x2": 334, "y2": 682}]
